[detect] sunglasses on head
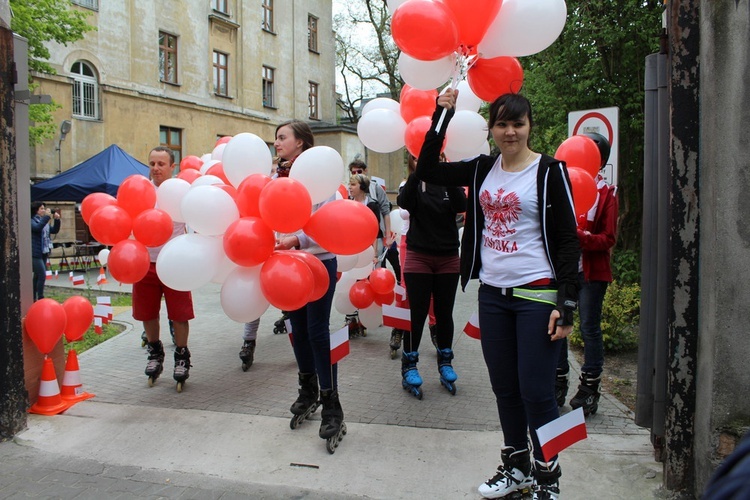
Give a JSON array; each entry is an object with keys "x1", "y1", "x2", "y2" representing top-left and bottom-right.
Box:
[{"x1": 350, "y1": 169, "x2": 364, "y2": 174}]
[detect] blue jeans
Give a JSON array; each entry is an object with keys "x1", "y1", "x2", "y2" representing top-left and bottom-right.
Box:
[
  {"x1": 32, "y1": 256, "x2": 47, "y2": 301},
  {"x1": 478, "y1": 283, "x2": 562, "y2": 461},
  {"x1": 578, "y1": 280, "x2": 608, "y2": 377},
  {"x1": 288, "y1": 257, "x2": 338, "y2": 391}
]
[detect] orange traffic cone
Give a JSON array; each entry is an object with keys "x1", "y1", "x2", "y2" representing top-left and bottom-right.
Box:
[
  {"x1": 29, "y1": 357, "x2": 74, "y2": 416},
  {"x1": 96, "y1": 267, "x2": 108, "y2": 286},
  {"x1": 60, "y1": 349, "x2": 95, "y2": 403}
]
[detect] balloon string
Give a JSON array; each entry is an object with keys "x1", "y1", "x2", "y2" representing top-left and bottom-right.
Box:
[{"x1": 436, "y1": 47, "x2": 477, "y2": 133}]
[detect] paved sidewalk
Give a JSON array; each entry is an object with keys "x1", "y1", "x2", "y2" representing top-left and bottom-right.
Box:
[{"x1": 1, "y1": 272, "x2": 664, "y2": 499}]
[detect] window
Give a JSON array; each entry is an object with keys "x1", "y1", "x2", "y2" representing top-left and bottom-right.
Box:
[
  {"x1": 159, "y1": 126, "x2": 183, "y2": 172},
  {"x1": 262, "y1": 0, "x2": 274, "y2": 32},
  {"x1": 308, "y1": 15, "x2": 318, "y2": 52},
  {"x1": 213, "y1": 51, "x2": 229, "y2": 96},
  {"x1": 72, "y1": 0, "x2": 98, "y2": 9},
  {"x1": 308, "y1": 81, "x2": 319, "y2": 120},
  {"x1": 71, "y1": 61, "x2": 99, "y2": 119},
  {"x1": 212, "y1": 0, "x2": 228, "y2": 14},
  {"x1": 159, "y1": 31, "x2": 178, "y2": 84},
  {"x1": 263, "y1": 66, "x2": 275, "y2": 108}
]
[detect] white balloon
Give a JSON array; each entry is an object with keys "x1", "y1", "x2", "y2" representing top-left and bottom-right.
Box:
[
  {"x1": 478, "y1": 0, "x2": 567, "y2": 58},
  {"x1": 334, "y1": 290, "x2": 357, "y2": 315},
  {"x1": 222, "y1": 132, "x2": 274, "y2": 188},
  {"x1": 349, "y1": 265, "x2": 372, "y2": 281},
  {"x1": 358, "y1": 303, "x2": 382, "y2": 329},
  {"x1": 362, "y1": 97, "x2": 401, "y2": 117},
  {"x1": 357, "y1": 109, "x2": 407, "y2": 153},
  {"x1": 199, "y1": 159, "x2": 221, "y2": 175},
  {"x1": 444, "y1": 139, "x2": 491, "y2": 162},
  {"x1": 389, "y1": 209, "x2": 403, "y2": 237},
  {"x1": 355, "y1": 246, "x2": 376, "y2": 268},
  {"x1": 220, "y1": 266, "x2": 270, "y2": 322},
  {"x1": 337, "y1": 253, "x2": 358, "y2": 272},
  {"x1": 191, "y1": 174, "x2": 224, "y2": 188},
  {"x1": 97, "y1": 248, "x2": 110, "y2": 266},
  {"x1": 211, "y1": 143, "x2": 226, "y2": 161},
  {"x1": 212, "y1": 252, "x2": 238, "y2": 284},
  {"x1": 455, "y1": 80, "x2": 483, "y2": 113},
  {"x1": 181, "y1": 185, "x2": 239, "y2": 236},
  {"x1": 156, "y1": 178, "x2": 191, "y2": 223},
  {"x1": 289, "y1": 146, "x2": 345, "y2": 205},
  {"x1": 399, "y1": 52, "x2": 455, "y2": 91},
  {"x1": 200, "y1": 153, "x2": 213, "y2": 163},
  {"x1": 446, "y1": 110, "x2": 488, "y2": 155},
  {"x1": 156, "y1": 233, "x2": 223, "y2": 291},
  {"x1": 337, "y1": 271, "x2": 359, "y2": 292}
]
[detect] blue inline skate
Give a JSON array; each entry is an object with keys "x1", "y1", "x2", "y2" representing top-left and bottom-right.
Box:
[
  {"x1": 401, "y1": 351, "x2": 423, "y2": 399},
  {"x1": 437, "y1": 348, "x2": 458, "y2": 395}
]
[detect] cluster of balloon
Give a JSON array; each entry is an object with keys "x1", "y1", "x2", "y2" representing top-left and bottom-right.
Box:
[
  {"x1": 359, "y1": 0, "x2": 567, "y2": 160},
  {"x1": 554, "y1": 135, "x2": 603, "y2": 221},
  {"x1": 24, "y1": 296, "x2": 94, "y2": 355},
  {"x1": 84, "y1": 134, "x2": 379, "y2": 324}
]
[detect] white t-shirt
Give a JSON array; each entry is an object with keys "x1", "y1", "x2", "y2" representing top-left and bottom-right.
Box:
[{"x1": 478, "y1": 156, "x2": 553, "y2": 287}]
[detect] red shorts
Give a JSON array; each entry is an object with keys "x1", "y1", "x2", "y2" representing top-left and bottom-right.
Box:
[{"x1": 132, "y1": 263, "x2": 194, "y2": 322}]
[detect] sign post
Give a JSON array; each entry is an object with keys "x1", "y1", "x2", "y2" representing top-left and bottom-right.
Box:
[{"x1": 568, "y1": 107, "x2": 619, "y2": 185}]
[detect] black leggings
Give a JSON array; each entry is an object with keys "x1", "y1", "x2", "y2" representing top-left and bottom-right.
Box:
[{"x1": 402, "y1": 272, "x2": 460, "y2": 352}]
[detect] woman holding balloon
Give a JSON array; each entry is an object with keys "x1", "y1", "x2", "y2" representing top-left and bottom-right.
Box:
[
  {"x1": 272, "y1": 119, "x2": 345, "y2": 451},
  {"x1": 416, "y1": 90, "x2": 580, "y2": 500}
]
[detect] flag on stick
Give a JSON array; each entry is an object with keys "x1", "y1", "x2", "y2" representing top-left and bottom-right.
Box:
[
  {"x1": 330, "y1": 326, "x2": 350, "y2": 365},
  {"x1": 72, "y1": 275, "x2": 85, "y2": 286},
  {"x1": 69, "y1": 271, "x2": 74, "y2": 281},
  {"x1": 382, "y1": 304, "x2": 411, "y2": 331},
  {"x1": 536, "y1": 407, "x2": 588, "y2": 462},
  {"x1": 45, "y1": 270, "x2": 53, "y2": 280},
  {"x1": 463, "y1": 312, "x2": 481, "y2": 339},
  {"x1": 54, "y1": 270, "x2": 59, "y2": 279},
  {"x1": 94, "y1": 316, "x2": 103, "y2": 334}
]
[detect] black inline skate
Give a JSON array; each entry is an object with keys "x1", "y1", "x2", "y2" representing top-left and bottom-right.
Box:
[
  {"x1": 346, "y1": 312, "x2": 366, "y2": 338},
  {"x1": 273, "y1": 312, "x2": 289, "y2": 334},
  {"x1": 319, "y1": 389, "x2": 346, "y2": 454},
  {"x1": 173, "y1": 346, "x2": 191, "y2": 393},
  {"x1": 555, "y1": 369, "x2": 569, "y2": 408},
  {"x1": 437, "y1": 348, "x2": 458, "y2": 395},
  {"x1": 401, "y1": 351, "x2": 423, "y2": 399},
  {"x1": 145, "y1": 340, "x2": 165, "y2": 387},
  {"x1": 389, "y1": 328, "x2": 405, "y2": 359},
  {"x1": 290, "y1": 372, "x2": 319, "y2": 429},
  {"x1": 478, "y1": 446, "x2": 533, "y2": 499},
  {"x1": 569, "y1": 372, "x2": 601, "y2": 416},
  {"x1": 239, "y1": 339, "x2": 256, "y2": 371},
  {"x1": 532, "y1": 459, "x2": 561, "y2": 499}
]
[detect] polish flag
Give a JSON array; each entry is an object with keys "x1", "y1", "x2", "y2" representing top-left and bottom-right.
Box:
[
  {"x1": 463, "y1": 312, "x2": 481, "y2": 339},
  {"x1": 68, "y1": 271, "x2": 74, "y2": 281},
  {"x1": 329, "y1": 326, "x2": 350, "y2": 365},
  {"x1": 94, "y1": 304, "x2": 111, "y2": 325},
  {"x1": 94, "y1": 316, "x2": 103, "y2": 335},
  {"x1": 54, "y1": 270, "x2": 59, "y2": 279},
  {"x1": 536, "y1": 407, "x2": 588, "y2": 462},
  {"x1": 45, "y1": 270, "x2": 53, "y2": 280},
  {"x1": 285, "y1": 318, "x2": 294, "y2": 346},
  {"x1": 72, "y1": 275, "x2": 85, "y2": 286},
  {"x1": 393, "y1": 284, "x2": 407, "y2": 301},
  {"x1": 382, "y1": 304, "x2": 411, "y2": 331},
  {"x1": 96, "y1": 297, "x2": 113, "y2": 321}
]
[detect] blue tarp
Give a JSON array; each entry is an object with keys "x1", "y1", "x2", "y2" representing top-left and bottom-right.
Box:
[{"x1": 31, "y1": 144, "x2": 149, "y2": 202}]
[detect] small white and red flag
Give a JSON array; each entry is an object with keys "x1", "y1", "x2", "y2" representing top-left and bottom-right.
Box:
[
  {"x1": 72, "y1": 275, "x2": 85, "y2": 286},
  {"x1": 45, "y1": 270, "x2": 53, "y2": 280},
  {"x1": 329, "y1": 326, "x2": 350, "y2": 365},
  {"x1": 96, "y1": 297, "x2": 113, "y2": 320},
  {"x1": 94, "y1": 316, "x2": 103, "y2": 335},
  {"x1": 536, "y1": 407, "x2": 588, "y2": 462},
  {"x1": 382, "y1": 304, "x2": 411, "y2": 331},
  {"x1": 68, "y1": 271, "x2": 74, "y2": 281},
  {"x1": 393, "y1": 284, "x2": 407, "y2": 301},
  {"x1": 463, "y1": 312, "x2": 481, "y2": 339},
  {"x1": 54, "y1": 270, "x2": 59, "y2": 279}
]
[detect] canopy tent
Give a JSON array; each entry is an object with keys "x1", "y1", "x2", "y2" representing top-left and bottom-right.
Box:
[{"x1": 31, "y1": 144, "x2": 149, "y2": 202}]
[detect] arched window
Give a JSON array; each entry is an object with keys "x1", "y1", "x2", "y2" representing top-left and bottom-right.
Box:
[{"x1": 71, "y1": 61, "x2": 99, "y2": 119}]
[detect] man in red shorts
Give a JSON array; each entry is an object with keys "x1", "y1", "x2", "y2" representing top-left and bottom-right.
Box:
[{"x1": 135, "y1": 146, "x2": 195, "y2": 390}]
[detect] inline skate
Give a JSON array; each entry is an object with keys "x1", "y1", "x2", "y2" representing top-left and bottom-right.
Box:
[
  {"x1": 145, "y1": 340, "x2": 165, "y2": 387},
  {"x1": 290, "y1": 372, "x2": 319, "y2": 429},
  {"x1": 319, "y1": 389, "x2": 346, "y2": 454},
  {"x1": 173, "y1": 346, "x2": 191, "y2": 393},
  {"x1": 401, "y1": 351, "x2": 423, "y2": 399},
  {"x1": 532, "y1": 459, "x2": 561, "y2": 499},
  {"x1": 569, "y1": 372, "x2": 601, "y2": 416},
  {"x1": 346, "y1": 312, "x2": 366, "y2": 338},
  {"x1": 239, "y1": 339, "x2": 256, "y2": 371},
  {"x1": 273, "y1": 312, "x2": 289, "y2": 334},
  {"x1": 389, "y1": 328, "x2": 405, "y2": 359},
  {"x1": 437, "y1": 347, "x2": 458, "y2": 395},
  {"x1": 555, "y1": 369, "x2": 569, "y2": 408},
  {"x1": 478, "y1": 446, "x2": 533, "y2": 499}
]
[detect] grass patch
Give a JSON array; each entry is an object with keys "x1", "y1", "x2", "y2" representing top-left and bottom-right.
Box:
[{"x1": 64, "y1": 322, "x2": 125, "y2": 356}]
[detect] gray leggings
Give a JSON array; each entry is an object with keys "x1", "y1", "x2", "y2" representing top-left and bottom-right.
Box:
[{"x1": 243, "y1": 318, "x2": 260, "y2": 341}]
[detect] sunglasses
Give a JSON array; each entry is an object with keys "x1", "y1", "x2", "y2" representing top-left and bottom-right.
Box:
[{"x1": 350, "y1": 169, "x2": 364, "y2": 174}]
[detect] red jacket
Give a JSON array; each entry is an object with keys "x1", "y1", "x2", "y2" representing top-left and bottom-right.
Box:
[{"x1": 578, "y1": 177, "x2": 618, "y2": 282}]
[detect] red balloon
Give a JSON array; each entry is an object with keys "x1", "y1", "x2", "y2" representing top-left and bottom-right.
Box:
[
  {"x1": 81, "y1": 192, "x2": 117, "y2": 225},
  {"x1": 400, "y1": 85, "x2": 439, "y2": 125},
  {"x1": 24, "y1": 298, "x2": 66, "y2": 354},
  {"x1": 132, "y1": 209, "x2": 173, "y2": 247},
  {"x1": 258, "y1": 177, "x2": 312, "y2": 233},
  {"x1": 392, "y1": 0, "x2": 459, "y2": 61},
  {"x1": 108, "y1": 239, "x2": 151, "y2": 284},
  {"x1": 373, "y1": 289, "x2": 395, "y2": 306},
  {"x1": 404, "y1": 115, "x2": 433, "y2": 157},
  {"x1": 555, "y1": 136, "x2": 602, "y2": 178},
  {"x1": 215, "y1": 136, "x2": 232, "y2": 147},
  {"x1": 303, "y1": 200, "x2": 380, "y2": 255},
  {"x1": 236, "y1": 174, "x2": 272, "y2": 217},
  {"x1": 88, "y1": 205, "x2": 133, "y2": 246},
  {"x1": 177, "y1": 168, "x2": 202, "y2": 184},
  {"x1": 217, "y1": 184, "x2": 238, "y2": 199},
  {"x1": 62, "y1": 295, "x2": 94, "y2": 343},
  {"x1": 369, "y1": 268, "x2": 396, "y2": 295},
  {"x1": 467, "y1": 56, "x2": 524, "y2": 102},
  {"x1": 349, "y1": 280, "x2": 375, "y2": 309},
  {"x1": 567, "y1": 167, "x2": 598, "y2": 219},
  {"x1": 443, "y1": 0, "x2": 504, "y2": 49},
  {"x1": 206, "y1": 162, "x2": 231, "y2": 185},
  {"x1": 223, "y1": 217, "x2": 276, "y2": 267},
  {"x1": 180, "y1": 155, "x2": 203, "y2": 172},
  {"x1": 288, "y1": 250, "x2": 330, "y2": 302},
  {"x1": 117, "y1": 175, "x2": 157, "y2": 219},
  {"x1": 260, "y1": 252, "x2": 314, "y2": 311}
]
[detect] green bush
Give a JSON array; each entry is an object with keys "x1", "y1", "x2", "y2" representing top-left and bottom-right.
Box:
[
  {"x1": 612, "y1": 249, "x2": 640, "y2": 285},
  {"x1": 569, "y1": 281, "x2": 640, "y2": 353}
]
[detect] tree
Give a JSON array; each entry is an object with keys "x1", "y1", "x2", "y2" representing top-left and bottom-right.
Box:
[{"x1": 10, "y1": 0, "x2": 95, "y2": 145}]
